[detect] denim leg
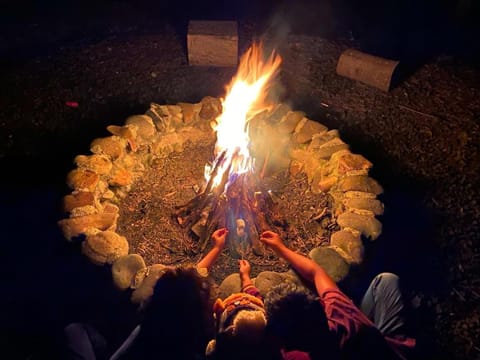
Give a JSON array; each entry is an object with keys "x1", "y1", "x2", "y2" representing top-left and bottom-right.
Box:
[
  {"x1": 360, "y1": 272, "x2": 407, "y2": 337},
  {"x1": 64, "y1": 323, "x2": 107, "y2": 360}
]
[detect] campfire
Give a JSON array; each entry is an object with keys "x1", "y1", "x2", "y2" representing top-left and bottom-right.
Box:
[
  {"x1": 174, "y1": 42, "x2": 282, "y2": 258},
  {"x1": 58, "y1": 40, "x2": 384, "y2": 298}
]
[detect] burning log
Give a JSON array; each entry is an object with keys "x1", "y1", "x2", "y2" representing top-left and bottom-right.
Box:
[
  {"x1": 174, "y1": 41, "x2": 285, "y2": 258},
  {"x1": 225, "y1": 174, "x2": 264, "y2": 256},
  {"x1": 175, "y1": 165, "x2": 280, "y2": 257},
  {"x1": 174, "y1": 150, "x2": 227, "y2": 227}
]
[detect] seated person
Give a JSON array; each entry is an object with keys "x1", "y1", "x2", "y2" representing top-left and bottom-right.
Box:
[
  {"x1": 206, "y1": 259, "x2": 270, "y2": 360},
  {"x1": 260, "y1": 230, "x2": 416, "y2": 360},
  {"x1": 64, "y1": 228, "x2": 229, "y2": 360}
]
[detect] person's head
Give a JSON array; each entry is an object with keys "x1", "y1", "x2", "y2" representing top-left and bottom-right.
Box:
[
  {"x1": 265, "y1": 283, "x2": 338, "y2": 356},
  {"x1": 138, "y1": 265, "x2": 214, "y2": 359},
  {"x1": 207, "y1": 293, "x2": 268, "y2": 359}
]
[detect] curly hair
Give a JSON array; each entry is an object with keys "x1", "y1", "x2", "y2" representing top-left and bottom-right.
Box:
[
  {"x1": 265, "y1": 282, "x2": 338, "y2": 357},
  {"x1": 135, "y1": 265, "x2": 215, "y2": 359},
  {"x1": 231, "y1": 309, "x2": 267, "y2": 343}
]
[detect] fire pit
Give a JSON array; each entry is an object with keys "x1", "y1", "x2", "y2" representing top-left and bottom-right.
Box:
[{"x1": 58, "y1": 42, "x2": 384, "y2": 302}]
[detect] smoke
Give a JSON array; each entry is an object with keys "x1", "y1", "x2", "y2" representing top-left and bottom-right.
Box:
[
  {"x1": 261, "y1": 0, "x2": 339, "y2": 42},
  {"x1": 252, "y1": 1, "x2": 341, "y2": 107}
]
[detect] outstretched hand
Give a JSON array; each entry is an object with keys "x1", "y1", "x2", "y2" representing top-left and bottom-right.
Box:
[
  {"x1": 260, "y1": 231, "x2": 284, "y2": 251},
  {"x1": 211, "y1": 227, "x2": 228, "y2": 249},
  {"x1": 196, "y1": 228, "x2": 228, "y2": 270},
  {"x1": 238, "y1": 259, "x2": 251, "y2": 277}
]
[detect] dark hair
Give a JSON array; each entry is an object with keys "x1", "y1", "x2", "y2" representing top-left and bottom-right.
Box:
[
  {"x1": 132, "y1": 265, "x2": 214, "y2": 360},
  {"x1": 265, "y1": 283, "x2": 339, "y2": 358}
]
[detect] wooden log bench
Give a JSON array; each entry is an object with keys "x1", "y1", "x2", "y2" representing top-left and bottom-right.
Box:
[
  {"x1": 187, "y1": 20, "x2": 238, "y2": 67},
  {"x1": 336, "y1": 49, "x2": 400, "y2": 92}
]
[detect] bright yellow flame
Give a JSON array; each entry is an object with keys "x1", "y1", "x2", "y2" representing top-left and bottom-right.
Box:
[{"x1": 205, "y1": 42, "x2": 282, "y2": 189}]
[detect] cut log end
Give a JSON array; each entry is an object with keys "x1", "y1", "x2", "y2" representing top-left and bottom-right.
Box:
[{"x1": 336, "y1": 49, "x2": 400, "y2": 92}]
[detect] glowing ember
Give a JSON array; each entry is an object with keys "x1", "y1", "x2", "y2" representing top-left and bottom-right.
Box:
[{"x1": 205, "y1": 42, "x2": 282, "y2": 189}]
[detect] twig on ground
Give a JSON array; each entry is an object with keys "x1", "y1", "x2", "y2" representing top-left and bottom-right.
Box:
[
  {"x1": 164, "y1": 191, "x2": 176, "y2": 198},
  {"x1": 452, "y1": 287, "x2": 466, "y2": 301},
  {"x1": 310, "y1": 207, "x2": 328, "y2": 222},
  {"x1": 398, "y1": 104, "x2": 439, "y2": 120}
]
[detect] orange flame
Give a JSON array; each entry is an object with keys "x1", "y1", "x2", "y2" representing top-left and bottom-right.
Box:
[{"x1": 205, "y1": 42, "x2": 282, "y2": 189}]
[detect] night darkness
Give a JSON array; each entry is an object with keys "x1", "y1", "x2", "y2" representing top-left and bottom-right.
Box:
[{"x1": 1, "y1": 1, "x2": 480, "y2": 359}]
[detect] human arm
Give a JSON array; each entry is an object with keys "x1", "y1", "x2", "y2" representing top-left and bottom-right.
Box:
[
  {"x1": 239, "y1": 259, "x2": 262, "y2": 300},
  {"x1": 196, "y1": 228, "x2": 228, "y2": 270},
  {"x1": 239, "y1": 259, "x2": 253, "y2": 289},
  {"x1": 260, "y1": 231, "x2": 339, "y2": 296}
]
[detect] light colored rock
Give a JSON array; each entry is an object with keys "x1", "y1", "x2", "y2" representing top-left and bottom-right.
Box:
[
  {"x1": 340, "y1": 176, "x2": 383, "y2": 195},
  {"x1": 152, "y1": 132, "x2": 180, "y2": 157},
  {"x1": 254, "y1": 271, "x2": 299, "y2": 298},
  {"x1": 114, "y1": 186, "x2": 131, "y2": 200},
  {"x1": 74, "y1": 154, "x2": 113, "y2": 175},
  {"x1": 106, "y1": 124, "x2": 138, "y2": 152},
  {"x1": 309, "y1": 246, "x2": 350, "y2": 282},
  {"x1": 112, "y1": 254, "x2": 147, "y2": 290},
  {"x1": 70, "y1": 205, "x2": 98, "y2": 218},
  {"x1": 178, "y1": 102, "x2": 202, "y2": 124},
  {"x1": 330, "y1": 230, "x2": 364, "y2": 264},
  {"x1": 343, "y1": 198, "x2": 384, "y2": 216},
  {"x1": 290, "y1": 148, "x2": 310, "y2": 162},
  {"x1": 348, "y1": 208, "x2": 378, "y2": 217},
  {"x1": 58, "y1": 213, "x2": 118, "y2": 240},
  {"x1": 165, "y1": 105, "x2": 182, "y2": 116},
  {"x1": 329, "y1": 190, "x2": 345, "y2": 203},
  {"x1": 337, "y1": 212, "x2": 382, "y2": 240},
  {"x1": 335, "y1": 152, "x2": 372, "y2": 176},
  {"x1": 311, "y1": 173, "x2": 338, "y2": 194},
  {"x1": 329, "y1": 149, "x2": 351, "y2": 162},
  {"x1": 101, "y1": 190, "x2": 115, "y2": 200},
  {"x1": 277, "y1": 111, "x2": 305, "y2": 134},
  {"x1": 266, "y1": 103, "x2": 291, "y2": 124},
  {"x1": 149, "y1": 103, "x2": 184, "y2": 133},
  {"x1": 344, "y1": 191, "x2": 377, "y2": 199},
  {"x1": 199, "y1": 96, "x2": 222, "y2": 121},
  {"x1": 248, "y1": 109, "x2": 269, "y2": 137},
  {"x1": 90, "y1": 136, "x2": 127, "y2": 160},
  {"x1": 284, "y1": 269, "x2": 309, "y2": 288},
  {"x1": 82, "y1": 230, "x2": 129, "y2": 265},
  {"x1": 315, "y1": 138, "x2": 350, "y2": 159},
  {"x1": 218, "y1": 273, "x2": 242, "y2": 300},
  {"x1": 293, "y1": 118, "x2": 328, "y2": 144},
  {"x1": 108, "y1": 166, "x2": 133, "y2": 187},
  {"x1": 115, "y1": 153, "x2": 137, "y2": 171},
  {"x1": 304, "y1": 158, "x2": 326, "y2": 183},
  {"x1": 66, "y1": 169, "x2": 100, "y2": 192},
  {"x1": 63, "y1": 191, "x2": 96, "y2": 213},
  {"x1": 308, "y1": 130, "x2": 341, "y2": 152},
  {"x1": 290, "y1": 149, "x2": 326, "y2": 182},
  {"x1": 289, "y1": 160, "x2": 303, "y2": 177},
  {"x1": 131, "y1": 264, "x2": 169, "y2": 305},
  {"x1": 94, "y1": 180, "x2": 109, "y2": 198},
  {"x1": 125, "y1": 115, "x2": 156, "y2": 140},
  {"x1": 132, "y1": 267, "x2": 149, "y2": 289},
  {"x1": 102, "y1": 202, "x2": 119, "y2": 215}
]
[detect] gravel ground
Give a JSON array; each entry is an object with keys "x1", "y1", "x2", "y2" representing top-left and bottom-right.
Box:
[{"x1": 1, "y1": 1, "x2": 479, "y2": 359}]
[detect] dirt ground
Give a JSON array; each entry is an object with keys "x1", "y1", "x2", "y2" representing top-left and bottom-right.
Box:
[
  {"x1": 116, "y1": 138, "x2": 334, "y2": 284},
  {"x1": 1, "y1": 1, "x2": 479, "y2": 359}
]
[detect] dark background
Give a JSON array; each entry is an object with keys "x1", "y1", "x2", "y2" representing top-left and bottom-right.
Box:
[{"x1": 1, "y1": 1, "x2": 480, "y2": 359}]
